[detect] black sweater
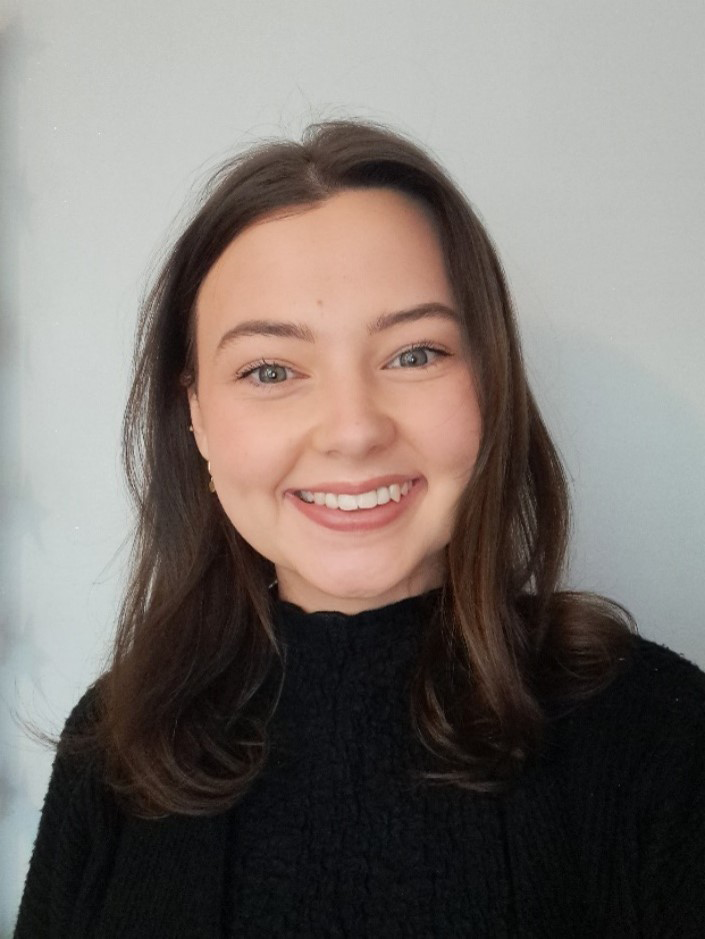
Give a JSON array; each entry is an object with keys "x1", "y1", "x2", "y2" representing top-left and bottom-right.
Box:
[{"x1": 14, "y1": 592, "x2": 705, "y2": 937}]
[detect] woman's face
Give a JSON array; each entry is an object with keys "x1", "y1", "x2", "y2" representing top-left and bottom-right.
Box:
[{"x1": 188, "y1": 188, "x2": 482, "y2": 613}]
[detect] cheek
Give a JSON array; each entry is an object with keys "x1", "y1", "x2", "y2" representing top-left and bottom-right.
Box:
[
  {"x1": 209, "y1": 406, "x2": 294, "y2": 495},
  {"x1": 416, "y1": 379, "x2": 482, "y2": 476}
]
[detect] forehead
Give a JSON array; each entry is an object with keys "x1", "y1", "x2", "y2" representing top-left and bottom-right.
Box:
[{"x1": 195, "y1": 188, "x2": 453, "y2": 330}]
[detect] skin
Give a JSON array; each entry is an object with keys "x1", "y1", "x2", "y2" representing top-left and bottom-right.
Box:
[{"x1": 188, "y1": 188, "x2": 482, "y2": 614}]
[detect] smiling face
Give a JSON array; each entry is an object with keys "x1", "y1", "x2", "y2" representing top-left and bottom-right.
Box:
[{"x1": 188, "y1": 188, "x2": 482, "y2": 613}]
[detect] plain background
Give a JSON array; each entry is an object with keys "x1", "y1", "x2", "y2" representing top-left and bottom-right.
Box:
[{"x1": 1, "y1": 0, "x2": 703, "y2": 930}]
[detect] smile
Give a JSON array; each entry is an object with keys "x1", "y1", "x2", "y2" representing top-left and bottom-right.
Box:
[
  {"x1": 287, "y1": 477, "x2": 423, "y2": 533},
  {"x1": 296, "y1": 480, "x2": 414, "y2": 511}
]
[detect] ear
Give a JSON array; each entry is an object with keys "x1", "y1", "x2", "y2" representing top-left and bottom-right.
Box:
[{"x1": 187, "y1": 387, "x2": 210, "y2": 462}]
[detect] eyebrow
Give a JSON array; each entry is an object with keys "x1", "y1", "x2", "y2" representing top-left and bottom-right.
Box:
[{"x1": 214, "y1": 302, "x2": 459, "y2": 354}]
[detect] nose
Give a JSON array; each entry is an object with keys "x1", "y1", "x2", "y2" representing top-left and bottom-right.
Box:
[{"x1": 309, "y1": 373, "x2": 396, "y2": 459}]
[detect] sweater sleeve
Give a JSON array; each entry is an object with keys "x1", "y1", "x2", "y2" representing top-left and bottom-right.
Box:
[
  {"x1": 13, "y1": 688, "x2": 118, "y2": 939},
  {"x1": 635, "y1": 644, "x2": 705, "y2": 938}
]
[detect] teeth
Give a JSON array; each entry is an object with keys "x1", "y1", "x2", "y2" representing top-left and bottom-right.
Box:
[
  {"x1": 357, "y1": 490, "x2": 377, "y2": 509},
  {"x1": 376, "y1": 486, "x2": 390, "y2": 505},
  {"x1": 297, "y1": 481, "x2": 414, "y2": 511}
]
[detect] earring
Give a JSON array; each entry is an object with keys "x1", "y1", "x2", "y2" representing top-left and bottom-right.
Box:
[{"x1": 207, "y1": 461, "x2": 215, "y2": 493}]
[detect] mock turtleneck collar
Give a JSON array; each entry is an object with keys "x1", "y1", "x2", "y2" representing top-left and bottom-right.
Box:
[
  {"x1": 273, "y1": 587, "x2": 442, "y2": 645},
  {"x1": 269, "y1": 588, "x2": 442, "y2": 684},
  {"x1": 266, "y1": 588, "x2": 442, "y2": 753}
]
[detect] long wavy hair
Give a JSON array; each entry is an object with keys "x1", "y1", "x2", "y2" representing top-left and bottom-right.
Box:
[{"x1": 83, "y1": 119, "x2": 634, "y2": 815}]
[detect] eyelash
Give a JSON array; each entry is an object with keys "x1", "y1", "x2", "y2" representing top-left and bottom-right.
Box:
[{"x1": 235, "y1": 342, "x2": 450, "y2": 388}]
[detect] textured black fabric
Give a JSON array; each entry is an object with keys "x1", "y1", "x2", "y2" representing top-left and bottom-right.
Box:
[{"x1": 14, "y1": 591, "x2": 705, "y2": 938}]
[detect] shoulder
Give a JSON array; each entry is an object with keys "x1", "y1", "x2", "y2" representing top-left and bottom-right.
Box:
[
  {"x1": 547, "y1": 634, "x2": 705, "y2": 777},
  {"x1": 537, "y1": 635, "x2": 705, "y2": 841},
  {"x1": 621, "y1": 636, "x2": 705, "y2": 774},
  {"x1": 56, "y1": 681, "x2": 104, "y2": 766},
  {"x1": 622, "y1": 634, "x2": 705, "y2": 691},
  {"x1": 601, "y1": 634, "x2": 705, "y2": 731},
  {"x1": 65, "y1": 681, "x2": 104, "y2": 734},
  {"x1": 47, "y1": 678, "x2": 114, "y2": 813},
  {"x1": 538, "y1": 638, "x2": 705, "y2": 932},
  {"x1": 40, "y1": 679, "x2": 115, "y2": 833},
  {"x1": 602, "y1": 638, "x2": 705, "y2": 929},
  {"x1": 14, "y1": 682, "x2": 120, "y2": 936}
]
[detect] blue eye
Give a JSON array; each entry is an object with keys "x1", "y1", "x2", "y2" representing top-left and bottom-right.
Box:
[
  {"x1": 399, "y1": 348, "x2": 430, "y2": 367},
  {"x1": 389, "y1": 344, "x2": 448, "y2": 368},
  {"x1": 237, "y1": 360, "x2": 291, "y2": 385},
  {"x1": 255, "y1": 363, "x2": 287, "y2": 383}
]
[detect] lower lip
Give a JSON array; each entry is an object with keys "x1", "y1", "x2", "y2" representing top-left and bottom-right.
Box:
[{"x1": 286, "y1": 479, "x2": 423, "y2": 532}]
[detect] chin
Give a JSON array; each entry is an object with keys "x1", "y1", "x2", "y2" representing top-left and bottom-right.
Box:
[{"x1": 295, "y1": 562, "x2": 428, "y2": 609}]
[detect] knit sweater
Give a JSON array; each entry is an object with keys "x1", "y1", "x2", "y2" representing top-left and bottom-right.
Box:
[{"x1": 14, "y1": 591, "x2": 705, "y2": 938}]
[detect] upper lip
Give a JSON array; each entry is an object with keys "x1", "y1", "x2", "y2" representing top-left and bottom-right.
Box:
[{"x1": 288, "y1": 475, "x2": 420, "y2": 495}]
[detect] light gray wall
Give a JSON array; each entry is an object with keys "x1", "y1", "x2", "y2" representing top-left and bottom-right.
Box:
[{"x1": 1, "y1": 0, "x2": 703, "y2": 929}]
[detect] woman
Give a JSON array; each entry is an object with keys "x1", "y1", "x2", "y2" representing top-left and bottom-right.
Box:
[{"x1": 15, "y1": 120, "x2": 705, "y2": 937}]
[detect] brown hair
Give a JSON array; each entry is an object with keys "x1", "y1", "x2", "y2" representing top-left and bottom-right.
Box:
[{"x1": 83, "y1": 119, "x2": 634, "y2": 815}]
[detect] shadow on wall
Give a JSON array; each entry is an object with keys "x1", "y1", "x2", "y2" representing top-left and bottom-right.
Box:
[
  {"x1": 0, "y1": 15, "x2": 22, "y2": 734},
  {"x1": 527, "y1": 319, "x2": 704, "y2": 665},
  {"x1": 0, "y1": 13, "x2": 41, "y2": 938}
]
